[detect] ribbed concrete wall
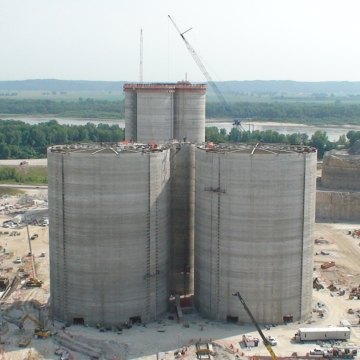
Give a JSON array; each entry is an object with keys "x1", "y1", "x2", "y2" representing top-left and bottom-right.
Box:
[
  {"x1": 316, "y1": 190, "x2": 360, "y2": 221},
  {"x1": 195, "y1": 144, "x2": 317, "y2": 324},
  {"x1": 48, "y1": 144, "x2": 171, "y2": 326},
  {"x1": 137, "y1": 92, "x2": 174, "y2": 142},
  {"x1": 123, "y1": 83, "x2": 206, "y2": 144},
  {"x1": 170, "y1": 143, "x2": 195, "y2": 295},
  {"x1": 174, "y1": 90, "x2": 206, "y2": 143},
  {"x1": 322, "y1": 150, "x2": 360, "y2": 191},
  {"x1": 124, "y1": 90, "x2": 137, "y2": 141}
]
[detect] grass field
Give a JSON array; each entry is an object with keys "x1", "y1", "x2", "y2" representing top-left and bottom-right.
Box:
[
  {"x1": 0, "y1": 187, "x2": 24, "y2": 196},
  {"x1": 0, "y1": 166, "x2": 47, "y2": 185},
  {"x1": 2, "y1": 90, "x2": 360, "y2": 104},
  {"x1": 0, "y1": 90, "x2": 125, "y2": 101}
]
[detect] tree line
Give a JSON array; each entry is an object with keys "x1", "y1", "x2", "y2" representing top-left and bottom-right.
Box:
[
  {"x1": 2, "y1": 98, "x2": 360, "y2": 124},
  {"x1": 205, "y1": 127, "x2": 360, "y2": 159},
  {"x1": 206, "y1": 101, "x2": 360, "y2": 124},
  {"x1": 0, "y1": 98, "x2": 123, "y2": 118},
  {"x1": 1, "y1": 120, "x2": 360, "y2": 160},
  {"x1": 0, "y1": 120, "x2": 124, "y2": 159}
]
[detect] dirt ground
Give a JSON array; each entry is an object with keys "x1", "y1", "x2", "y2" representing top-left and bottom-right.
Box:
[{"x1": 0, "y1": 187, "x2": 359, "y2": 360}]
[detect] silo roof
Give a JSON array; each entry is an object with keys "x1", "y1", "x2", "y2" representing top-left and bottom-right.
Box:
[
  {"x1": 198, "y1": 143, "x2": 317, "y2": 155},
  {"x1": 48, "y1": 142, "x2": 175, "y2": 155}
]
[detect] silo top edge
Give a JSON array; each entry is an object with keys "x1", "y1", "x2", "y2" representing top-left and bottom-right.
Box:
[
  {"x1": 47, "y1": 142, "x2": 177, "y2": 155},
  {"x1": 123, "y1": 82, "x2": 207, "y2": 93},
  {"x1": 197, "y1": 143, "x2": 317, "y2": 155}
]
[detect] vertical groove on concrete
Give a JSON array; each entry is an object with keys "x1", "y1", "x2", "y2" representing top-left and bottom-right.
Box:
[{"x1": 195, "y1": 145, "x2": 317, "y2": 323}]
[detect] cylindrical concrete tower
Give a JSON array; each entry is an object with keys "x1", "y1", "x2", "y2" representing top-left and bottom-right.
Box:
[
  {"x1": 194, "y1": 143, "x2": 317, "y2": 324},
  {"x1": 123, "y1": 82, "x2": 206, "y2": 143},
  {"x1": 170, "y1": 142, "x2": 195, "y2": 295},
  {"x1": 124, "y1": 87, "x2": 137, "y2": 141},
  {"x1": 321, "y1": 149, "x2": 360, "y2": 191},
  {"x1": 137, "y1": 89, "x2": 174, "y2": 142},
  {"x1": 174, "y1": 82, "x2": 206, "y2": 143},
  {"x1": 48, "y1": 143, "x2": 171, "y2": 326}
]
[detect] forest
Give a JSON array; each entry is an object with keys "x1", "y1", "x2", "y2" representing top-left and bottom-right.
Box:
[
  {"x1": 2, "y1": 98, "x2": 360, "y2": 124},
  {"x1": 0, "y1": 120, "x2": 124, "y2": 159},
  {"x1": 1, "y1": 120, "x2": 360, "y2": 160},
  {"x1": 206, "y1": 127, "x2": 360, "y2": 159}
]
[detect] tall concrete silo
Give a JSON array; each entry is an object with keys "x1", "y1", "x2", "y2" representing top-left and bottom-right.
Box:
[
  {"x1": 136, "y1": 84, "x2": 175, "y2": 142},
  {"x1": 174, "y1": 82, "x2": 206, "y2": 143},
  {"x1": 124, "y1": 86, "x2": 137, "y2": 141},
  {"x1": 321, "y1": 149, "x2": 360, "y2": 191},
  {"x1": 48, "y1": 143, "x2": 171, "y2": 326},
  {"x1": 170, "y1": 142, "x2": 195, "y2": 295},
  {"x1": 123, "y1": 82, "x2": 206, "y2": 143},
  {"x1": 194, "y1": 143, "x2": 317, "y2": 324}
]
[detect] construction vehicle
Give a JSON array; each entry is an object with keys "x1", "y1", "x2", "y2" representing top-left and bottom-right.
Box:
[
  {"x1": 18, "y1": 335, "x2": 32, "y2": 347},
  {"x1": 34, "y1": 328, "x2": 51, "y2": 339},
  {"x1": 233, "y1": 291, "x2": 278, "y2": 360},
  {"x1": 349, "y1": 284, "x2": 360, "y2": 299},
  {"x1": 17, "y1": 313, "x2": 51, "y2": 339},
  {"x1": 25, "y1": 278, "x2": 43, "y2": 288},
  {"x1": 321, "y1": 261, "x2": 335, "y2": 269},
  {"x1": 294, "y1": 327, "x2": 351, "y2": 342}
]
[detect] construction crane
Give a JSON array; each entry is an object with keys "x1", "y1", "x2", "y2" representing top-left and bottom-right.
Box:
[
  {"x1": 233, "y1": 291, "x2": 279, "y2": 360},
  {"x1": 168, "y1": 15, "x2": 245, "y2": 131}
]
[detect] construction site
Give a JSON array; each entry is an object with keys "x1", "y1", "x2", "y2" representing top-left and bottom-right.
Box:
[{"x1": 0, "y1": 78, "x2": 358, "y2": 360}]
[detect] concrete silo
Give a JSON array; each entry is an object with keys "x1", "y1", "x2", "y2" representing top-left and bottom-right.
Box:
[
  {"x1": 174, "y1": 82, "x2": 206, "y2": 143},
  {"x1": 123, "y1": 82, "x2": 206, "y2": 143},
  {"x1": 170, "y1": 142, "x2": 195, "y2": 295},
  {"x1": 48, "y1": 143, "x2": 171, "y2": 326},
  {"x1": 321, "y1": 149, "x2": 360, "y2": 191},
  {"x1": 194, "y1": 143, "x2": 317, "y2": 324},
  {"x1": 124, "y1": 86, "x2": 137, "y2": 141}
]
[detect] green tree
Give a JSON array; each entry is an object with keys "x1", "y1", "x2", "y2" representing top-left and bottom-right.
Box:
[{"x1": 310, "y1": 130, "x2": 331, "y2": 159}]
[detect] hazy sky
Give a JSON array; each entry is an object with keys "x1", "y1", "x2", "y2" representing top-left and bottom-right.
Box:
[{"x1": 1, "y1": 0, "x2": 360, "y2": 82}]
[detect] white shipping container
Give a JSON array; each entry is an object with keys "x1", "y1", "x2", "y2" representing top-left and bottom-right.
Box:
[{"x1": 296, "y1": 327, "x2": 351, "y2": 341}]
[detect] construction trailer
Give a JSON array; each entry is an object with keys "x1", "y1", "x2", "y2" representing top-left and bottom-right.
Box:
[{"x1": 295, "y1": 327, "x2": 351, "y2": 342}]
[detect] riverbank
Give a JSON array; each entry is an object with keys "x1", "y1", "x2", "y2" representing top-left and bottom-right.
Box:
[{"x1": 1, "y1": 115, "x2": 360, "y2": 143}]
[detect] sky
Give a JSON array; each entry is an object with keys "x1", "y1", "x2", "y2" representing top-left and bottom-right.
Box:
[{"x1": 1, "y1": 0, "x2": 360, "y2": 82}]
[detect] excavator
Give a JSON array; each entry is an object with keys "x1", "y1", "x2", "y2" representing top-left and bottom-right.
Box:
[
  {"x1": 12, "y1": 314, "x2": 52, "y2": 339},
  {"x1": 233, "y1": 291, "x2": 278, "y2": 360},
  {"x1": 18, "y1": 313, "x2": 51, "y2": 339}
]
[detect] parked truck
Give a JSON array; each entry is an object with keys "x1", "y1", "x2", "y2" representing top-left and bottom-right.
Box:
[{"x1": 294, "y1": 327, "x2": 351, "y2": 342}]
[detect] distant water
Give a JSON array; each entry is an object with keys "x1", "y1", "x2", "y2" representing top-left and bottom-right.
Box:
[
  {"x1": 2, "y1": 116, "x2": 360, "y2": 142},
  {"x1": 0, "y1": 116, "x2": 124, "y2": 127},
  {"x1": 208, "y1": 121, "x2": 360, "y2": 142}
]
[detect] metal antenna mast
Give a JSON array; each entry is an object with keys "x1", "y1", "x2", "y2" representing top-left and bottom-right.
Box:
[{"x1": 140, "y1": 28, "x2": 143, "y2": 82}]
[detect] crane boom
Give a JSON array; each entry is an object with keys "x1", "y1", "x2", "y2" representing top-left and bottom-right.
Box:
[
  {"x1": 233, "y1": 291, "x2": 279, "y2": 360},
  {"x1": 168, "y1": 15, "x2": 228, "y2": 109}
]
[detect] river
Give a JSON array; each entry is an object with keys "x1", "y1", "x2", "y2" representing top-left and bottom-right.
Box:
[
  {"x1": 208, "y1": 121, "x2": 360, "y2": 141},
  {"x1": 2, "y1": 116, "x2": 360, "y2": 142}
]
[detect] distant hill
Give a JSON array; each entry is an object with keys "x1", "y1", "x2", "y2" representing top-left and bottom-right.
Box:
[
  {"x1": 1, "y1": 79, "x2": 360, "y2": 95},
  {"x1": 0, "y1": 79, "x2": 125, "y2": 92},
  {"x1": 216, "y1": 80, "x2": 360, "y2": 95}
]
